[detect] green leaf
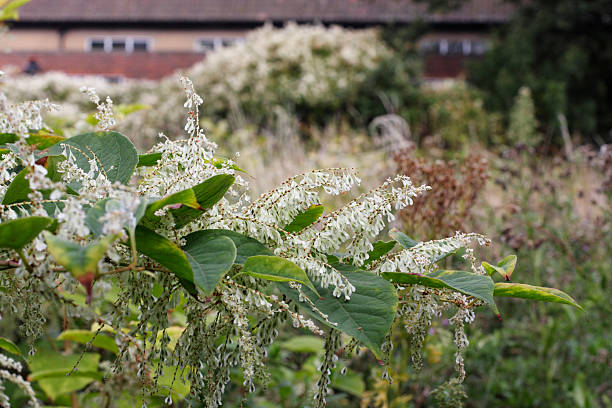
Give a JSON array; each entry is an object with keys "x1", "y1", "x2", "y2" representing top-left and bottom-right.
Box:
[
  {"x1": 133, "y1": 225, "x2": 195, "y2": 292},
  {"x1": 382, "y1": 270, "x2": 499, "y2": 314},
  {"x1": 182, "y1": 229, "x2": 272, "y2": 265},
  {"x1": 182, "y1": 235, "x2": 236, "y2": 294},
  {"x1": 84, "y1": 198, "x2": 111, "y2": 237},
  {"x1": 277, "y1": 267, "x2": 397, "y2": 357},
  {"x1": 44, "y1": 155, "x2": 67, "y2": 183},
  {"x1": 26, "y1": 131, "x2": 66, "y2": 150},
  {"x1": 57, "y1": 330, "x2": 119, "y2": 354},
  {"x1": 389, "y1": 228, "x2": 418, "y2": 249},
  {"x1": 145, "y1": 188, "x2": 200, "y2": 218},
  {"x1": 0, "y1": 133, "x2": 18, "y2": 144},
  {"x1": 498, "y1": 255, "x2": 517, "y2": 280},
  {"x1": 28, "y1": 351, "x2": 100, "y2": 401},
  {"x1": 154, "y1": 364, "x2": 190, "y2": 400},
  {"x1": 0, "y1": 336, "x2": 21, "y2": 356},
  {"x1": 0, "y1": 0, "x2": 32, "y2": 20},
  {"x1": 243, "y1": 255, "x2": 319, "y2": 295},
  {"x1": 494, "y1": 282, "x2": 582, "y2": 309},
  {"x1": 137, "y1": 152, "x2": 162, "y2": 167},
  {"x1": 44, "y1": 232, "x2": 115, "y2": 279},
  {"x1": 115, "y1": 103, "x2": 149, "y2": 117},
  {"x1": 0, "y1": 216, "x2": 52, "y2": 250},
  {"x1": 212, "y1": 157, "x2": 245, "y2": 173},
  {"x1": 2, "y1": 167, "x2": 30, "y2": 205},
  {"x1": 364, "y1": 240, "x2": 396, "y2": 266},
  {"x1": 169, "y1": 174, "x2": 235, "y2": 228},
  {"x1": 284, "y1": 205, "x2": 324, "y2": 232},
  {"x1": 47, "y1": 131, "x2": 138, "y2": 184},
  {"x1": 85, "y1": 198, "x2": 147, "y2": 237},
  {"x1": 331, "y1": 369, "x2": 365, "y2": 397},
  {"x1": 483, "y1": 255, "x2": 517, "y2": 281},
  {"x1": 280, "y1": 336, "x2": 324, "y2": 353}
]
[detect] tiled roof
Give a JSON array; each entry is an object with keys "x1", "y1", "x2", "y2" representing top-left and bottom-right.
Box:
[{"x1": 16, "y1": 0, "x2": 514, "y2": 24}]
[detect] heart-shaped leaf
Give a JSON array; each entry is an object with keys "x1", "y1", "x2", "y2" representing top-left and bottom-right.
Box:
[
  {"x1": 493, "y1": 282, "x2": 582, "y2": 309},
  {"x1": 243, "y1": 255, "x2": 319, "y2": 295},
  {"x1": 277, "y1": 266, "x2": 397, "y2": 357},
  {"x1": 44, "y1": 232, "x2": 116, "y2": 300},
  {"x1": 133, "y1": 225, "x2": 196, "y2": 293},
  {"x1": 182, "y1": 229, "x2": 272, "y2": 265},
  {"x1": 47, "y1": 131, "x2": 138, "y2": 184},
  {"x1": 0, "y1": 216, "x2": 52, "y2": 250},
  {"x1": 44, "y1": 232, "x2": 115, "y2": 279},
  {"x1": 382, "y1": 269, "x2": 499, "y2": 314},
  {"x1": 182, "y1": 235, "x2": 236, "y2": 294}
]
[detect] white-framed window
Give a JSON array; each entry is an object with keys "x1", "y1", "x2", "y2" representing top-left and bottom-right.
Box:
[
  {"x1": 87, "y1": 37, "x2": 151, "y2": 53},
  {"x1": 420, "y1": 38, "x2": 487, "y2": 56},
  {"x1": 194, "y1": 37, "x2": 243, "y2": 53}
]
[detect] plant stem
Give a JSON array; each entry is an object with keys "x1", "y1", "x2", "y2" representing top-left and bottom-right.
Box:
[
  {"x1": 98, "y1": 265, "x2": 146, "y2": 276},
  {"x1": 16, "y1": 248, "x2": 34, "y2": 273}
]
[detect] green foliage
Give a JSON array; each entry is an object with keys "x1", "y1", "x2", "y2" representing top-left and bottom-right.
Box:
[
  {"x1": 242, "y1": 255, "x2": 318, "y2": 294},
  {"x1": 0, "y1": 336, "x2": 21, "y2": 355},
  {"x1": 47, "y1": 131, "x2": 138, "y2": 184},
  {"x1": 57, "y1": 329, "x2": 119, "y2": 354},
  {"x1": 182, "y1": 235, "x2": 236, "y2": 294},
  {"x1": 468, "y1": 0, "x2": 612, "y2": 140},
  {"x1": 494, "y1": 282, "x2": 582, "y2": 310},
  {"x1": 2, "y1": 168, "x2": 30, "y2": 205},
  {"x1": 0, "y1": 216, "x2": 51, "y2": 250},
  {"x1": 0, "y1": 67, "x2": 589, "y2": 408},
  {"x1": 278, "y1": 266, "x2": 398, "y2": 358},
  {"x1": 507, "y1": 86, "x2": 540, "y2": 147},
  {"x1": 133, "y1": 225, "x2": 195, "y2": 285},
  {"x1": 182, "y1": 229, "x2": 273, "y2": 265},
  {"x1": 382, "y1": 269, "x2": 499, "y2": 314},
  {"x1": 44, "y1": 232, "x2": 115, "y2": 280},
  {"x1": 28, "y1": 351, "x2": 101, "y2": 401},
  {"x1": 482, "y1": 254, "x2": 517, "y2": 281},
  {"x1": 283, "y1": 204, "x2": 324, "y2": 233},
  {"x1": 0, "y1": 0, "x2": 32, "y2": 21}
]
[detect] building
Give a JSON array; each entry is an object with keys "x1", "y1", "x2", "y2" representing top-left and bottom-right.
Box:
[{"x1": 0, "y1": 0, "x2": 514, "y2": 80}]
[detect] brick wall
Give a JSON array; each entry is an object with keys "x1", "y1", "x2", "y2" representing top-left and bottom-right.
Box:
[{"x1": 0, "y1": 52, "x2": 204, "y2": 79}]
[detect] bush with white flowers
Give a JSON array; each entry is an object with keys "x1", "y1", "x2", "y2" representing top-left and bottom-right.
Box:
[{"x1": 0, "y1": 74, "x2": 581, "y2": 407}]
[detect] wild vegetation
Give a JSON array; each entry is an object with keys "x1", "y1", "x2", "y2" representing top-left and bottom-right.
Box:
[{"x1": 1, "y1": 16, "x2": 610, "y2": 408}]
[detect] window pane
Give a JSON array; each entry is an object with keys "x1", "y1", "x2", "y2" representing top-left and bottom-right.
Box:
[
  {"x1": 420, "y1": 40, "x2": 439, "y2": 55},
  {"x1": 197, "y1": 39, "x2": 215, "y2": 52},
  {"x1": 447, "y1": 41, "x2": 463, "y2": 55},
  {"x1": 471, "y1": 40, "x2": 486, "y2": 55},
  {"x1": 133, "y1": 40, "x2": 149, "y2": 52},
  {"x1": 111, "y1": 39, "x2": 126, "y2": 51},
  {"x1": 221, "y1": 38, "x2": 236, "y2": 48},
  {"x1": 90, "y1": 39, "x2": 105, "y2": 51}
]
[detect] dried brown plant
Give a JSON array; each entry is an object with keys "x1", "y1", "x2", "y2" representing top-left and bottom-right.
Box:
[{"x1": 394, "y1": 147, "x2": 488, "y2": 240}]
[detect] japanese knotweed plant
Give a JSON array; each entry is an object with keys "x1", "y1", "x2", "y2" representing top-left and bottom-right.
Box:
[{"x1": 0, "y1": 75, "x2": 581, "y2": 407}]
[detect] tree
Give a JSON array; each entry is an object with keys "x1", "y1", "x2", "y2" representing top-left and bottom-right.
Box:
[{"x1": 468, "y1": 0, "x2": 612, "y2": 143}]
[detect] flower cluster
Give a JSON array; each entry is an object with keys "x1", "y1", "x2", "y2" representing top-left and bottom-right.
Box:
[{"x1": 0, "y1": 73, "x2": 541, "y2": 408}]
